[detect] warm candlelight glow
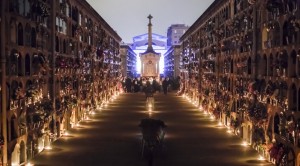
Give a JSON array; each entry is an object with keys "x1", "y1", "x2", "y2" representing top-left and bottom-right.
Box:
[
  {"x1": 44, "y1": 146, "x2": 52, "y2": 150},
  {"x1": 258, "y1": 155, "x2": 265, "y2": 161},
  {"x1": 226, "y1": 129, "x2": 232, "y2": 134},
  {"x1": 241, "y1": 141, "x2": 249, "y2": 147},
  {"x1": 25, "y1": 163, "x2": 34, "y2": 166}
]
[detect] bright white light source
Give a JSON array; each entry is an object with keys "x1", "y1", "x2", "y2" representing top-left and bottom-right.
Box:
[
  {"x1": 226, "y1": 129, "x2": 232, "y2": 134},
  {"x1": 258, "y1": 155, "x2": 265, "y2": 161},
  {"x1": 44, "y1": 146, "x2": 52, "y2": 150},
  {"x1": 25, "y1": 163, "x2": 34, "y2": 166},
  {"x1": 218, "y1": 121, "x2": 223, "y2": 126},
  {"x1": 241, "y1": 141, "x2": 249, "y2": 147}
]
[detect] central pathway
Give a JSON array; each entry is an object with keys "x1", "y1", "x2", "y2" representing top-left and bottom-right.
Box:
[{"x1": 31, "y1": 92, "x2": 273, "y2": 166}]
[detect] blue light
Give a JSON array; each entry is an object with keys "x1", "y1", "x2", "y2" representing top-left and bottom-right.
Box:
[{"x1": 134, "y1": 50, "x2": 165, "y2": 74}]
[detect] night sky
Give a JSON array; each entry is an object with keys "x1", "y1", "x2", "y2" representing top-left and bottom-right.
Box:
[{"x1": 86, "y1": 0, "x2": 215, "y2": 43}]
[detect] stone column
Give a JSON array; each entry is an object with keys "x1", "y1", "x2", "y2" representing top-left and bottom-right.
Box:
[{"x1": 147, "y1": 15, "x2": 153, "y2": 50}]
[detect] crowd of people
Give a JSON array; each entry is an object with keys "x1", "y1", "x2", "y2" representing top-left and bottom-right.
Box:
[{"x1": 121, "y1": 76, "x2": 179, "y2": 95}]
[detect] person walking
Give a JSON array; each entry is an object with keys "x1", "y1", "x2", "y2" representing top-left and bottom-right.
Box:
[
  {"x1": 144, "y1": 81, "x2": 154, "y2": 99},
  {"x1": 162, "y1": 77, "x2": 170, "y2": 95},
  {"x1": 125, "y1": 77, "x2": 132, "y2": 93}
]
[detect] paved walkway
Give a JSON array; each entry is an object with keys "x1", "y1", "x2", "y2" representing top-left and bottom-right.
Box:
[{"x1": 31, "y1": 92, "x2": 273, "y2": 166}]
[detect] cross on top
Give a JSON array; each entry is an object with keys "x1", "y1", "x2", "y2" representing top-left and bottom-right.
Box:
[{"x1": 147, "y1": 14, "x2": 153, "y2": 23}]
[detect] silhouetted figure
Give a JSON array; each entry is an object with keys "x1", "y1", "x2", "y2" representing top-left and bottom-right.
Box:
[
  {"x1": 133, "y1": 78, "x2": 140, "y2": 92},
  {"x1": 162, "y1": 77, "x2": 170, "y2": 95},
  {"x1": 125, "y1": 77, "x2": 132, "y2": 93},
  {"x1": 144, "y1": 81, "x2": 154, "y2": 99}
]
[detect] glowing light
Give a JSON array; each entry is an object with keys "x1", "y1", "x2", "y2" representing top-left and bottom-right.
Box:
[
  {"x1": 258, "y1": 155, "x2": 265, "y2": 161},
  {"x1": 64, "y1": 132, "x2": 70, "y2": 136},
  {"x1": 91, "y1": 111, "x2": 96, "y2": 115},
  {"x1": 226, "y1": 129, "x2": 232, "y2": 134},
  {"x1": 210, "y1": 115, "x2": 215, "y2": 120},
  {"x1": 148, "y1": 104, "x2": 152, "y2": 108},
  {"x1": 148, "y1": 108, "x2": 152, "y2": 115},
  {"x1": 135, "y1": 48, "x2": 165, "y2": 74},
  {"x1": 193, "y1": 102, "x2": 197, "y2": 106},
  {"x1": 199, "y1": 106, "x2": 203, "y2": 111},
  {"x1": 44, "y1": 146, "x2": 52, "y2": 150},
  {"x1": 25, "y1": 163, "x2": 34, "y2": 166},
  {"x1": 76, "y1": 123, "x2": 80, "y2": 127},
  {"x1": 38, "y1": 146, "x2": 43, "y2": 150},
  {"x1": 218, "y1": 121, "x2": 223, "y2": 126},
  {"x1": 204, "y1": 111, "x2": 208, "y2": 115},
  {"x1": 241, "y1": 141, "x2": 249, "y2": 147}
]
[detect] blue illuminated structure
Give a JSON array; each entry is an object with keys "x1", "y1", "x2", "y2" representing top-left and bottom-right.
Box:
[{"x1": 131, "y1": 33, "x2": 168, "y2": 75}]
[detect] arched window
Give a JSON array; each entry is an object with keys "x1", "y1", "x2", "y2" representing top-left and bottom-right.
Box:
[
  {"x1": 256, "y1": 54, "x2": 261, "y2": 75},
  {"x1": 25, "y1": 54, "x2": 30, "y2": 76},
  {"x1": 269, "y1": 54, "x2": 273, "y2": 76},
  {"x1": 11, "y1": 81, "x2": 18, "y2": 100},
  {"x1": 272, "y1": 22, "x2": 280, "y2": 47},
  {"x1": 290, "y1": 50, "x2": 297, "y2": 77},
  {"x1": 9, "y1": 20, "x2": 17, "y2": 44},
  {"x1": 263, "y1": 54, "x2": 267, "y2": 76},
  {"x1": 287, "y1": 0, "x2": 298, "y2": 13},
  {"x1": 63, "y1": 39, "x2": 66, "y2": 54},
  {"x1": 279, "y1": 50, "x2": 288, "y2": 76},
  {"x1": 25, "y1": 23, "x2": 31, "y2": 46},
  {"x1": 17, "y1": 23, "x2": 23, "y2": 46},
  {"x1": 290, "y1": 84, "x2": 297, "y2": 111},
  {"x1": 283, "y1": 20, "x2": 296, "y2": 45},
  {"x1": 18, "y1": 54, "x2": 22, "y2": 76},
  {"x1": 10, "y1": 117, "x2": 18, "y2": 140},
  {"x1": 55, "y1": 36, "x2": 59, "y2": 52},
  {"x1": 10, "y1": 50, "x2": 19, "y2": 76},
  {"x1": 247, "y1": 57, "x2": 251, "y2": 75},
  {"x1": 31, "y1": 28, "x2": 36, "y2": 48}
]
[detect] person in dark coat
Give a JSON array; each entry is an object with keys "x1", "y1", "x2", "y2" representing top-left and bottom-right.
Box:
[
  {"x1": 162, "y1": 77, "x2": 170, "y2": 95},
  {"x1": 133, "y1": 78, "x2": 140, "y2": 92},
  {"x1": 125, "y1": 77, "x2": 132, "y2": 93},
  {"x1": 144, "y1": 81, "x2": 154, "y2": 99}
]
